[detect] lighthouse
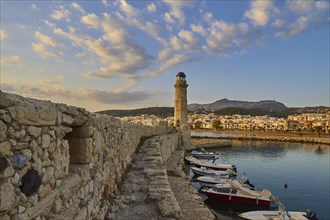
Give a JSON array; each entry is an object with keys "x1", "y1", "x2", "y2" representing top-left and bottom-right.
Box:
[
  {"x1": 174, "y1": 72, "x2": 188, "y2": 128},
  {"x1": 174, "y1": 72, "x2": 191, "y2": 147}
]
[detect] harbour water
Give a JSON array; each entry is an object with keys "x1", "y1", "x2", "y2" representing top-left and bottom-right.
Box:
[{"x1": 188, "y1": 133, "x2": 330, "y2": 219}]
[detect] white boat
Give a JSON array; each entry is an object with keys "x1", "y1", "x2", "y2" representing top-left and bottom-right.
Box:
[
  {"x1": 185, "y1": 155, "x2": 237, "y2": 172},
  {"x1": 239, "y1": 204, "x2": 318, "y2": 220},
  {"x1": 191, "y1": 166, "x2": 236, "y2": 177},
  {"x1": 201, "y1": 182, "x2": 274, "y2": 207},
  {"x1": 198, "y1": 176, "x2": 255, "y2": 189},
  {"x1": 191, "y1": 148, "x2": 217, "y2": 160}
]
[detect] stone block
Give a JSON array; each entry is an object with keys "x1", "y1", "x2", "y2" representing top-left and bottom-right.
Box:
[
  {"x1": 41, "y1": 134, "x2": 51, "y2": 149},
  {"x1": 0, "y1": 141, "x2": 11, "y2": 156},
  {"x1": 157, "y1": 195, "x2": 182, "y2": 219},
  {"x1": 69, "y1": 126, "x2": 94, "y2": 138},
  {"x1": 68, "y1": 138, "x2": 93, "y2": 164},
  {"x1": 6, "y1": 93, "x2": 57, "y2": 126},
  {"x1": 27, "y1": 126, "x2": 42, "y2": 137},
  {"x1": 26, "y1": 191, "x2": 56, "y2": 219},
  {"x1": 0, "y1": 120, "x2": 7, "y2": 142},
  {"x1": 58, "y1": 173, "x2": 82, "y2": 200},
  {"x1": 0, "y1": 182, "x2": 15, "y2": 211}
]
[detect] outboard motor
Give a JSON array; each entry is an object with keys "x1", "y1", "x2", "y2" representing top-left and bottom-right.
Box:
[
  {"x1": 305, "y1": 210, "x2": 318, "y2": 220},
  {"x1": 239, "y1": 175, "x2": 255, "y2": 189},
  {"x1": 244, "y1": 179, "x2": 255, "y2": 188}
]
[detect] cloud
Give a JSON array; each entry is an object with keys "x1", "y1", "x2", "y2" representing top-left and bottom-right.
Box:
[
  {"x1": 71, "y1": 2, "x2": 86, "y2": 14},
  {"x1": 289, "y1": 16, "x2": 309, "y2": 36},
  {"x1": 32, "y1": 42, "x2": 61, "y2": 57},
  {"x1": 163, "y1": 0, "x2": 190, "y2": 25},
  {"x1": 117, "y1": 0, "x2": 138, "y2": 17},
  {"x1": 147, "y1": 2, "x2": 156, "y2": 13},
  {"x1": 42, "y1": 20, "x2": 56, "y2": 28},
  {"x1": 81, "y1": 13, "x2": 99, "y2": 28},
  {"x1": 31, "y1": 3, "x2": 40, "y2": 11},
  {"x1": 0, "y1": 56, "x2": 21, "y2": 65},
  {"x1": 33, "y1": 31, "x2": 61, "y2": 57},
  {"x1": 101, "y1": 0, "x2": 109, "y2": 8},
  {"x1": 203, "y1": 20, "x2": 250, "y2": 55},
  {"x1": 315, "y1": 1, "x2": 330, "y2": 11},
  {"x1": 244, "y1": 0, "x2": 273, "y2": 26},
  {"x1": 287, "y1": 0, "x2": 313, "y2": 13},
  {"x1": 77, "y1": 89, "x2": 151, "y2": 104},
  {"x1": 35, "y1": 31, "x2": 57, "y2": 47},
  {"x1": 2, "y1": 80, "x2": 73, "y2": 100},
  {"x1": 0, "y1": 29, "x2": 6, "y2": 40},
  {"x1": 149, "y1": 53, "x2": 191, "y2": 77},
  {"x1": 274, "y1": 1, "x2": 329, "y2": 39},
  {"x1": 50, "y1": 6, "x2": 71, "y2": 21},
  {"x1": 191, "y1": 24, "x2": 207, "y2": 37},
  {"x1": 55, "y1": 13, "x2": 151, "y2": 79}
]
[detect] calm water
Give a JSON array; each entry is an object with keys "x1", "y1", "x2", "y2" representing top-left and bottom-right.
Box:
[{"x1": 188, "y1": 134, "x2": 330, "y2": 219}]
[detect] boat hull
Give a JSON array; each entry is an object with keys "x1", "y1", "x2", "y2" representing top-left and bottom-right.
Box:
[
  {"x1": 239, "y1": 210, "x2": 309, "y2": 220},
  {"x1": 204, "y1": 192, "x2": 271, "y2": 207},
  {"x1": 191, "y1": 167, "x2": 231, "y2": 178}
]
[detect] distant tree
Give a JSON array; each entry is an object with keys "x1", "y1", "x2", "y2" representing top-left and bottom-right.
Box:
[
  {"x1": 315, "y1": 126, "x2": 323, "y2": 138},
  {"x1": 194, "y1": 121, "x2": 202, "y2": 129},
  {"x1": 297, "y1": 128, "x2": 303, "y2": 138},
  {"x1": 212, "y1": 120, "x2": 221, "y2": 130}
]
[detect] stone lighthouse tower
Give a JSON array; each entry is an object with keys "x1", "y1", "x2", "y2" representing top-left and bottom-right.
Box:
[{"x1": 174, "y1": 72, "x2": 191, "y2": 146}]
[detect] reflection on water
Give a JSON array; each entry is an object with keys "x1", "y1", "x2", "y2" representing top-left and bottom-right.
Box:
[{"x1": 187, "y1": 139, "x2": 330, "y2": 220}]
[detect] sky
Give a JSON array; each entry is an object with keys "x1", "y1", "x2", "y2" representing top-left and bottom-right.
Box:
[{"x1": 0, "y1": 0, "x2": 329, "y2": 112}]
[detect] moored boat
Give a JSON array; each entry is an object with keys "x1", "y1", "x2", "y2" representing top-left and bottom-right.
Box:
[
  {"x1": 201, "y1": 182, "x2": 274, "y2": 207},
  {"x1": 198, "y1": 176, "x2": 255, "y2": 189},
  {"x1": 191, "y1": 166, "x2": 236, "y2": 177},
  {"x1": 185, "y1": 155, "x2": 237, "y2": 172},
  {"x1": 191, "y1": 148, "x2": 217, "y2": 160},
  {"x1": 239, "y1": 204, "x2": 318, "y2": 220}
]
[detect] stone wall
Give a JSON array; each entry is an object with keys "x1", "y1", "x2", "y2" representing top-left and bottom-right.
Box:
[{"x1": 0, "y1": 91, "x2": 177, "y2": 220}]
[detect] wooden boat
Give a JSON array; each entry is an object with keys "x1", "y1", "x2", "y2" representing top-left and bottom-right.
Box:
[
  {"x1": 191, "y1": 166, "x2": 236, "y2": 177},
  {"x1": 239, "y1": 204, "x2": 318, "y2": 220},
  {"x1": 191, "y1": 148, "x2": 217, "y2": 160},
  {"x1": 201, "y1": 182, "x2": 274, "y2": 207},
  {"x1": 198, "y1": 176, "x2": 254, "y2": 189},
  {"x1": 185, "y1": 155, "x2": 237, "y2": 172}
]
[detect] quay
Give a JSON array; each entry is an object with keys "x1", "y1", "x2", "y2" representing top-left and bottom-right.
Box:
[{"x1": 106, "y1": 135, "x2": 215, "y2": 220}]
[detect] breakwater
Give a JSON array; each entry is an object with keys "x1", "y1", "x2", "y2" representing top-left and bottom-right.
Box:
[
  {"x1": 0, "y1": 91, "x2": 182, "y2": 219},
  {"x1": 192, "y1": 134, "x2": 330, "y2": 146}
]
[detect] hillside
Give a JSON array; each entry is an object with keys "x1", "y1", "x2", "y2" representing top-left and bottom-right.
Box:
[
  {"x1": 188, "y1": 99, "x2": 288, "y2": 112},
  {"x1": 98, "y1": 107, "x2": 174, "y2": 118},
  {"x1": 98, "y1": 99, "x2": 329, "y2": 118}
]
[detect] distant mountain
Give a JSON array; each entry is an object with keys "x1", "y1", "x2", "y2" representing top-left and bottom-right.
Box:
[
  {"x1": 188, "y1": 99, "x2": 288, "y2": 112},
  {"x1": 98, "y1": 100, "x2": 329, "y2": 119},
  {"x1": 98, "y1": 107, "x2": 174, "y2": 118}
]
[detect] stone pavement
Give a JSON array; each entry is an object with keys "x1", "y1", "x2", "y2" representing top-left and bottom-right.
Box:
[
  {"x1": 106, "y1": 136, "x2": 215, "y2": 220},
  {"x1": 166, "y1": 150, "x2": 216, "y2": 220},
  {"x1": 106, "y1": 136, "x2": 181, "y2": 220}
]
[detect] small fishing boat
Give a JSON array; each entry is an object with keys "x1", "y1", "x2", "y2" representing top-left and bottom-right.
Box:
[
  {"x1": 198, "y1": 176, "x2": 255, "y2": 189},
  {"x1": 201, "y1": 182, "x2": 274, "y2": 207},
  {"x1": 191, "y1": 166, "x2": 236, "y2": 177},
  {"x1": 185, "y1": 155, "x2": 237, "y2": 172},
  {"x1": 191, "y1": 148, "x2": 217, "y2": 160},
  {"x1": 239, "y1": 204, "x2": 318, "y2": 220}
]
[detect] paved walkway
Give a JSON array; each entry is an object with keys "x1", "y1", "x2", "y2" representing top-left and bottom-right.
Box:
[
  {"x1": 106, "y1": 136, "x2": 215, "y2": 220},
  {"x1": 166, "y1": 150, "x2": 216, "y2": 220},
  {"x1": 106, "y1": 136, "x2": 180, "y2": 220}
]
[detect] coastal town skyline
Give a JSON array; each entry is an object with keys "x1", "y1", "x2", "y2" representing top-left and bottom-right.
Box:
[{"x1": 1, "y1": 0, "x2": 329, "y2": 111}]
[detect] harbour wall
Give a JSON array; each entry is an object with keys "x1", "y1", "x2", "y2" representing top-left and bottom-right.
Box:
[{"x1": 0, "y1": 91, "x2": 180, "y2": 219}]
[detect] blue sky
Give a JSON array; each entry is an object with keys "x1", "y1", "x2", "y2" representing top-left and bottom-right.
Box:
[{"x1": 1, "y1": 0, "x2": 329, "y2": 111}]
